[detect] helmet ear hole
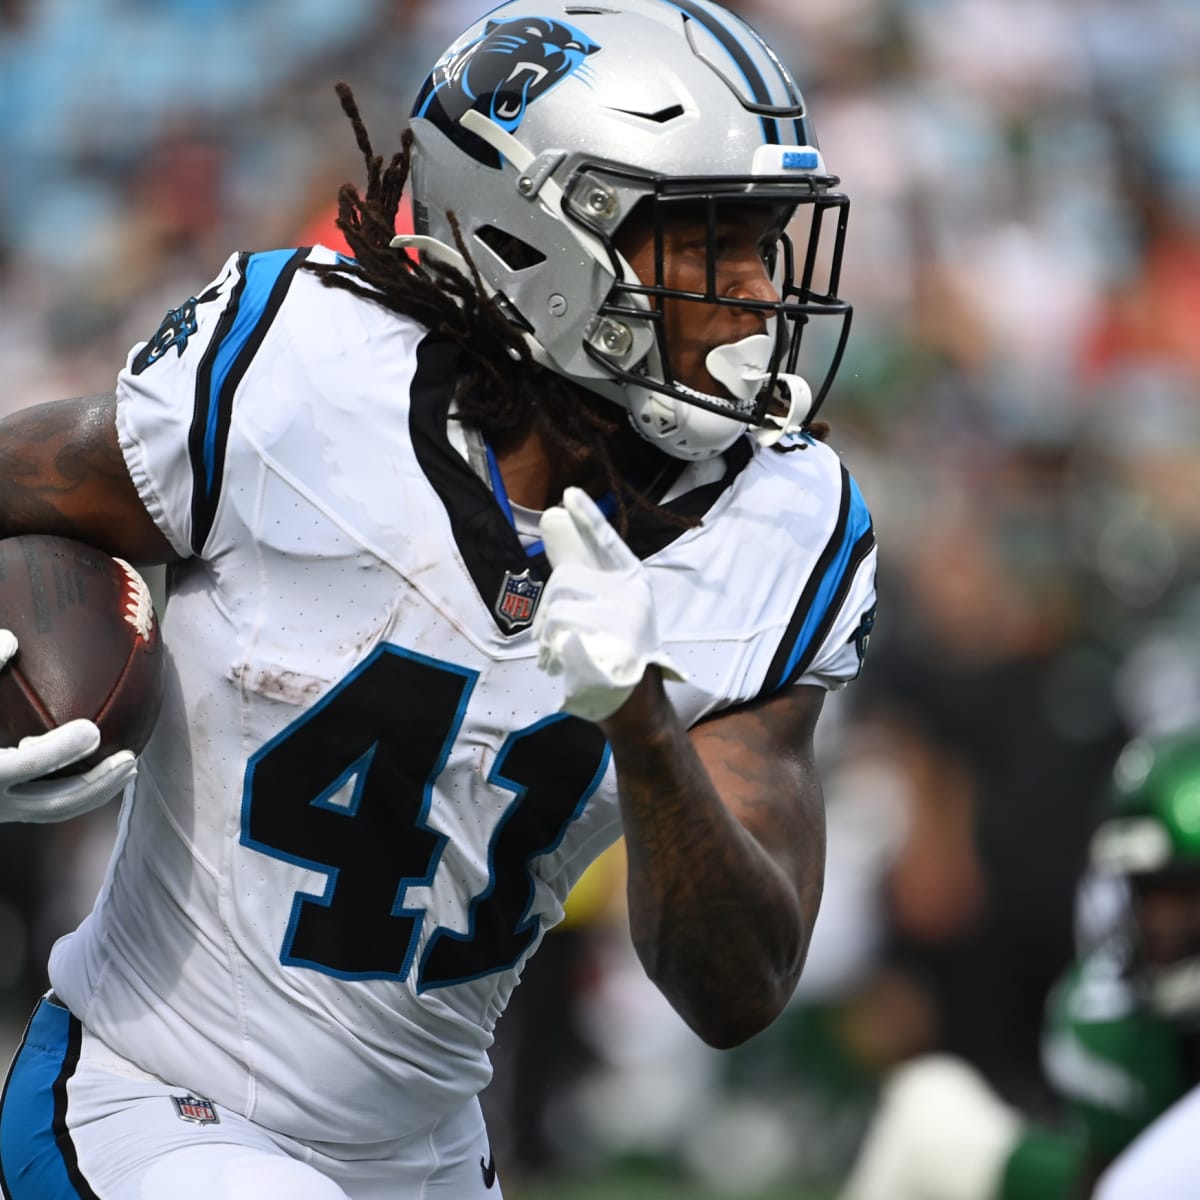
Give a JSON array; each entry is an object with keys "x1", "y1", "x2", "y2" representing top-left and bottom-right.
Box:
[{"x1": 474, "y1": 226, "x2": 547, "y2": 271}]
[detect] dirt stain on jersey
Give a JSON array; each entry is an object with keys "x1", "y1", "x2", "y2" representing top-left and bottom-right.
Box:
[{"x1": 230, "y1": 663, "x2": 327, "y2": 706}]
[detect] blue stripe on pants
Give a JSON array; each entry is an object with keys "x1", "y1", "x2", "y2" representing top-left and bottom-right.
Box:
[{"x1": 0, "y1": 998, "x2": 95, "y2": 1199}]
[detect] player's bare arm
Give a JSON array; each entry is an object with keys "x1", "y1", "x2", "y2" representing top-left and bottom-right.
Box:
[
  {"x1": 0, "y1": 395, "x2": 161, "y2": 818},
  {"x1": 0, "y1": 394, "x2": 175, "y2": 563},
  {"x1": 600, "y1": 673, "x2": 825, "y2": 1048}
]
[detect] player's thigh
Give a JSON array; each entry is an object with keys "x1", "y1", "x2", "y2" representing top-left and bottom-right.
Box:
[
  {"x1": 137, "y1": 1146, "x2": 349, "y2": 1200},
  {"x1": 0, "y1": 996, "x2": 347, "y2": 1200},
  {"x1": 418, "y1": 1097, "x2": 504, "y2": 1200},
  {"x1": 327, "y1": 1096, "x2": 503, "y2": 1200},
  {"x1": 1094, "y1": 1083, "x2": 1200, "y2": 1200}
]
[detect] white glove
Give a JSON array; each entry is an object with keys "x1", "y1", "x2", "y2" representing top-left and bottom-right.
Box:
[
  {"x1": 0, "y1": 630, "x2": 137, "y2": 823},
  {"x1": 533, "y1": 487, "x2": 686, "y2": 722},
  {"x1": 839, "y1": 1055, "x2": 1022, "y2": 1200}
]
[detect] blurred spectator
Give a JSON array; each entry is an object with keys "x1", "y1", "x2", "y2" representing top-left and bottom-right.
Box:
[{"x1": 862, "y1": 502, "x2": 1131, "y2": 1112}]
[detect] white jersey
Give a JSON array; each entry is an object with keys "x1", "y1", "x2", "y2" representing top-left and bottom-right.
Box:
[{"x1": 49, "y1": 246, "x2": 877, "y2": 1145}]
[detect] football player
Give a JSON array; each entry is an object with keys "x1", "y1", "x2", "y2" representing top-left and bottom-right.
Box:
[
  {"x1": 0, "y1": 1, "x2": 876, "y2": 1196},
  {"x1": 839, "y1": 728, "x2": 1200, "y2": 1200}
]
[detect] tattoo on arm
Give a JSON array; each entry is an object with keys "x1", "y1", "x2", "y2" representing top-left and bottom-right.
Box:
[
  {"x1": 603, "y1": 677, "x2": 825, "y2": 1045},
  {"x1": 0, "y1": 395, "x2": 171, "y2": 561}
]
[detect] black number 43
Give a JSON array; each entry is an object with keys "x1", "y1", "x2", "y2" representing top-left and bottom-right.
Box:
[{"x1": 241, "y1": 645, "x2": 610, "y2": 990}]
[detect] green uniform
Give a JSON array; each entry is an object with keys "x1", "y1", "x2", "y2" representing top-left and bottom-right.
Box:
[
  {"x1": 841, "y1": 733, "x2": 1200, "y2": 1200},
  {"x1": 999, "y1": 944, "x2": 1197, "y2": 1198}
]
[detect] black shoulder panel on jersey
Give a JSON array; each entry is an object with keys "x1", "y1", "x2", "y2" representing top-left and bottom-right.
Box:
[
  {"x1": 408, "y1": 334, "x2": 543, "y2": 637},
  {"x1": 760, "y1": 464, "x2": 874, "y2": 693},
  {"x1": 187, "y1": 247, "x2": 310, "y2": 556}
]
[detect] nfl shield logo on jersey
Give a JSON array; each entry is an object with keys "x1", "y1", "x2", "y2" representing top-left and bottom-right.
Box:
[
  {"x1": 173, "y1": 1094, "x2": 220, "y2": 1125},
  {"x1": 494, "y1": 568, "x2": 543, "y2": 632}
]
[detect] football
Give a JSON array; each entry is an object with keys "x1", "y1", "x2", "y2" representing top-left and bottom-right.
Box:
[{"x1": 0, "y1": 534, "x2": 165, "y2": 774}]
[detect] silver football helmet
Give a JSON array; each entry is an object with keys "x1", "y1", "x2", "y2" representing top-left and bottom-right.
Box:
[
  {"x1": 404, "y1": 0, "x2": 851, "y2": 461},
  {"x1": 1089, "y1": 731, "x2": 1200, "y2": 1023}
]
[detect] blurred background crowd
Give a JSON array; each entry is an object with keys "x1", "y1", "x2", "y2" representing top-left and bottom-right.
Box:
[{"x1": 0, "y1": 0, "x2": 1198, "y2": 1197}]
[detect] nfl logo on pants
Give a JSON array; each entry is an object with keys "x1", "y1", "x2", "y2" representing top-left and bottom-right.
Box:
[{"x1": 173, "y1": 1094, "x2": 220, "y2": 1125}]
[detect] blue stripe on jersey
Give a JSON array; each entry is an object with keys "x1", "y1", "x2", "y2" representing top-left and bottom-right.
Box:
[
  {"x1": 0, "y1": 999, "x2": 97, "y2": 1200},
  {"x1": 769, "y1": 471, "x2": 873, "y2": 690},
  {"x1": 485, "y1": 438, "x2": 619, "y2": 559},
  {"x1": 202, "y1": 248, "x2": 299, "y2": 492},
  {"x1": 188, "y1": 247, "x2": 309, "y2": 555}
]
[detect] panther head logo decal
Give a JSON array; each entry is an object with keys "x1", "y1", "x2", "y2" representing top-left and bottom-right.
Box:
[
  {"x1": 413, "y1": 17, "x2": 601, "y2": 167},
  {"x1": 130, "y1": 298, "x2": 199, "y2": 375}
]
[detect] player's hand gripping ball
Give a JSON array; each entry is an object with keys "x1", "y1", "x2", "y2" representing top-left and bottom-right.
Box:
[{"x1": 0, "y1": 535, "x2": 164, "y2": 822}]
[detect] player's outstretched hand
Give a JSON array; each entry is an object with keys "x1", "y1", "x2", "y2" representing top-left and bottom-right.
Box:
[
  {"x1": 0, "y1": 630, "x2": 137, "y2": 823},
  {"x1": 533, "y1": 488, "x2": 686, "y2": 722}
]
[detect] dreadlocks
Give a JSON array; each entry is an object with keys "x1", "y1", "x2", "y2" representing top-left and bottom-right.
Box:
[{"x1": 306, "y1": 83, "x2": 671, "y2": 532}]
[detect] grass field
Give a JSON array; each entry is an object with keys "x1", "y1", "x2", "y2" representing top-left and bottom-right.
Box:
[
  {"x1": 515, "y1": 1182, "x2": 833, "y2": 1200},
  {"x1": 505, "y1": 1162, "x2": 837, "y2": 1200}
]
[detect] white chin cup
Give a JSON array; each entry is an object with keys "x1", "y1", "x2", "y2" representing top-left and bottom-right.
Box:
[
  {"x1": 706, "y1": 334, "x2": 813, "y2": 447},
  {"x1": 705, "y1": 334, "x2": 776, "y2": 402}
]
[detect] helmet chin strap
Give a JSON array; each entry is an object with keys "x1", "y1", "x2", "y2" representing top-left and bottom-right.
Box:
[
  {"x1": 622, "y1": 334, "x2": 813, "y2": 462},
  {"x1": 705, "y1": 333, "x2": 813, "y2": 446}
]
